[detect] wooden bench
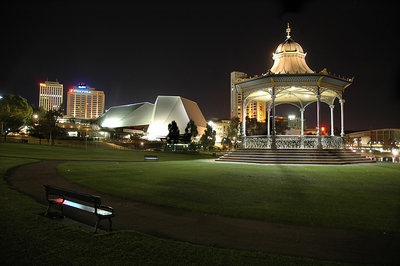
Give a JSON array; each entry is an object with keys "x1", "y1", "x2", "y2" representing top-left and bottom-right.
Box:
[
  {"x1": 44, "y1": 185, "x2": 114, "y2": 233},
  {"x1": 144, "y1": 155, "x2": 159, "y2": 161}
]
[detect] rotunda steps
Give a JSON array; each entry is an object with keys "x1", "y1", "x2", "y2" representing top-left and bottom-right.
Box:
[{"x1": 216, "y1": 149, "x2": 376, "y2": 165}]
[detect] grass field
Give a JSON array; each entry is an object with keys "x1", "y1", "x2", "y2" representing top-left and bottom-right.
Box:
[
  {"x1": 58, "y1": 160, "x2": 400, "y2": 233},
  {"x1": 0, "y1": 142, "x2": 212, "y2": 161},
  {"x1": 0, "y1": 152, "x2": 341, "y2": 265}
]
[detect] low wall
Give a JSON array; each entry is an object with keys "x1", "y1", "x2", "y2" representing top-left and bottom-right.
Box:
[{"x1": 243, "y1": 135, "x2": 345, "y2": 149}]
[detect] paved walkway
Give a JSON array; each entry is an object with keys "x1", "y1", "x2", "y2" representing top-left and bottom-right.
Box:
[{"x1": 6, "y1": 160, "x2": 400, "y2": 264}]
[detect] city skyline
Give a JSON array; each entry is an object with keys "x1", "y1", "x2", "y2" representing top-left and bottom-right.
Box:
[{"x1": 1, "y1": 2, "x2": 399, "y2": 131}]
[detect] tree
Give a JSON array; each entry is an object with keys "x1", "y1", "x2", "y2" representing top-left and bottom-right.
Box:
[
  {"x1": 227, "y1": 117, "x2": 240, "y2": 138},
  {"x1": 182, "y1": 119, "x2": 198, "y2": 143},
  {"x1": 28, "y1": 107, "x2": 46, "y2": 143},
  {"x1": 227, "y1": 117, "x2": 240, "y2": 149},
  {"x1": 0, "y1": 94, "x2": 33, "y2": 142},
  {"x1": 246, "y1": 117, "x2": 258, "y2": 136},
  {"x1": 200, "y1": 124, "x2": 216, "y2": 151},
  {"x1": 29, "y1": 107, "x2": 66, "y2": 145},
  {"x1": 167, "y1": 120, "x2": 180, "y2": 150},
  {"x1": 220, "y1": 137, "x2": 232, "y2": 150}
]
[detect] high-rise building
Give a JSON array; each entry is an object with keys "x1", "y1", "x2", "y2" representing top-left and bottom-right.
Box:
[
  {"x1": 246, "y1": 101, "x2": 266, "y2": 122},
  {"x1": 66, "y1": 83, "x2": 105, "y2": 119},
  {"x1": 39, "y1": 80, "x2": 63, "y2": 111},
  {"x1": 230, "y1": 71, "x2": 266, "y2": 122},
  {"x1": 230, "y1": 71, "x2": 247, "y2": 120}
]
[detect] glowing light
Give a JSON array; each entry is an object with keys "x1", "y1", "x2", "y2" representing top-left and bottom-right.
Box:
[
  {"x1": 321, "y1": 126, "x2": 326, "y2": 135},
  {"x1": 40, "y1": 83, "x2": 46, "y2": 87},
  {"x1": 100, "y1": 118, "x2": 121, "y2": 128},
  {"x1": 208, "y1": 121, "x2": 216, "y2": 131},
  {"x1": 393, "y1": 149, "x2": 399, "y2": 157},
  {"x1": 146, "y1": 122, "x2": 168, "y2": 140},
  {"x1": 68, "y1": 131, "x2": 78, "y2": 137},
  {"x1": 304, "y1": 94, "x2": 310, "y2": 99},
  {"x1": 288, "y1": 115, "x2": 296, "y2": 120},
  {"x1": 73, "y1": 89, "x2": 91, "y2": 94}
]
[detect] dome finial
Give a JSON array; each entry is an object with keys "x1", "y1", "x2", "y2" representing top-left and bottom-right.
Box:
[{"x1": 286, "y1": 23, "x2": 291, "y2": 39}]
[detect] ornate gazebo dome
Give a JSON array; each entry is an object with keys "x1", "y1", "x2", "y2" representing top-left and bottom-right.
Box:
[
  {"x1": 274, "y1": 38, "x2": 304, "y2": 53},
  {"x1": 270, "y1": 24, "x2": 314, "y2": 74},
  {"x1": 232, "y1": 23, "x2": 354, "y2": 149}
]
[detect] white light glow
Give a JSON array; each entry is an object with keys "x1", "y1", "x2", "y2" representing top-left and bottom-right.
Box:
[
  {"x1": 101, "y1": 118, "x2": 121, "y2": 128},
  {"x1": 68, "y1": 131, "x2": 78, "y2": 137},
  {"x1": 147, "y1": 122, "x2": 168, "y2": 140},
  {"x1": 208, "y1": 121, "x2": 216, "y2": 131}
]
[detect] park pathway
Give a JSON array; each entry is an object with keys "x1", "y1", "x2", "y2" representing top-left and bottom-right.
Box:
[{"x1": 6, "y1": 160, "x2": 400, "y2": 264}]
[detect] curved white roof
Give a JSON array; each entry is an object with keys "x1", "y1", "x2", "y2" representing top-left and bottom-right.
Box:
[
  {"x1": 147, "y1": 96, "x2": 206, "y2": 140},
  {"x1": 99, "y1": 102, "x2": 154, "y2": 128},
  {"x1": 99, "y1": 96, "x2": 206, "y2": 140}
]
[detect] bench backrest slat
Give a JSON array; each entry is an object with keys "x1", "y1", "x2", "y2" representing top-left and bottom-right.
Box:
[{"x1": 45, "y1": 185, "x2": 101, "y2": 205}]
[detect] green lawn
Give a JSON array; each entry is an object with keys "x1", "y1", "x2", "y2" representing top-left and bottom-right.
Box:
[
  {"x1": 0, "y1": 157, "x2": 340, "y2": 265},
  {"x1": 58, "y1": 160, "x2": 400, "y2": 233},
  {"x1": 0, "y1": 142, "x2": 211, "y2": 161}
]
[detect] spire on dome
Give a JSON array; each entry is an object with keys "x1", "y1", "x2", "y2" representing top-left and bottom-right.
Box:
[{"x1": 286, "y1": 23, "x2": 291, "y2": 39}]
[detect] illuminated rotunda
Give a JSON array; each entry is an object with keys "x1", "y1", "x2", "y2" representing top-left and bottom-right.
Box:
[{"x1": 233, "y1": 25, "x2": 353, "y2": 149}]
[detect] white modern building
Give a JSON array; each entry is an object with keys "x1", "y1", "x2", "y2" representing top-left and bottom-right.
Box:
[
  {"x1": 39, "y1": 80, "x2": 63, "y2": 111},
  {"x1": 99, "y1": 96, "x2": 207, "y2": 140},
  {"x1": 66, "y1": 83, "x2": 105, "y2": 119}
]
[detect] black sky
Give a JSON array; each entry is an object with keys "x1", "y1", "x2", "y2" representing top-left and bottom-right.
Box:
[{"x1": 1, "y1": 1, "x2": 399, "y2": 131}]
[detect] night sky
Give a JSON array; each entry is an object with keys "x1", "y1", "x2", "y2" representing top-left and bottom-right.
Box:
[{"x1": 1, "y1": 1, "x2": 399, "y2": 132}]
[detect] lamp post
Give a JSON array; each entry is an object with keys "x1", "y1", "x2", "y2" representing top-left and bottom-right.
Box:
[{"x1": 33, "y1": 114, "x2": 41, "y2": 144}]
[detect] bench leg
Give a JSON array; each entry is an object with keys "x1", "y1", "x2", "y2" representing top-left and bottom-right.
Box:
[
  {"x1": 60, "y1": 205, "x2": 65, "y2": 218},
  {"x1": 108, "y1": 218, "x2": 112, "y2": 232},
  {"x1": 44, "y1": 203, "x2": 51, "y2": 216},
  {"x1": 94, "y1": 218, "x2": 100, "y2": 233}
]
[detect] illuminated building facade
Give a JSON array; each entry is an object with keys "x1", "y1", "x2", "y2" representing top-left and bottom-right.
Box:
[
  {"x1": 66, "y1": 83, "x2": 105, "y2": 119},
  {"x1": 347, "y1": 129, "x2": 400, "y2": 148},
  {"x1": 39, "y1": 80, "x2": 63, "y2": 111},
  {"x1": 231, "y1": 72, "x2": 266, "y2": 122},
  {"x1": 99, "y1": 96, "x2": 207, "y2": 140},
  {"x1": 208, "y1": 119, "x2": 231, "y2": 144},
  {"x1": 233, "y1": 25, "x2": 353, "y2": 149}
]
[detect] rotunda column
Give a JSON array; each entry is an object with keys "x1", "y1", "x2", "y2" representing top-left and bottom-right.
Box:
[
  {"x1": 316, "y1": 94, "x2": 321, "y2": 136},
  {"x1": 271, "y1": 87, "x2": 277, "y2": 149},
  {"x1": 267, "y1": 107, "x2": 271, "y2": 136},
  {"x1": 300, "y1": 107, "x2": 305, "y2": 136},
  {"x1": 340, "y1": 99, "x2": 345, "y2": 137},
  {"x1": 271, "y1": 89, "x2": 276, "y2": 136},
  {"x1": 329, "y1": 104, "x2": 335, "y2": 136}
]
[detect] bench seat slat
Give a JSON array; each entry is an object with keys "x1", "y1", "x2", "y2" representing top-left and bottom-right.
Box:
[
  {"x1": 44, "y1": 185, "x2": 114, "y2": 232},
  {"x1": 46, "y1": 186, "x2": 101, "y2": 205},
  {"x1": 50, "y1": 199, "x2": 113, "y2": 216}
]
